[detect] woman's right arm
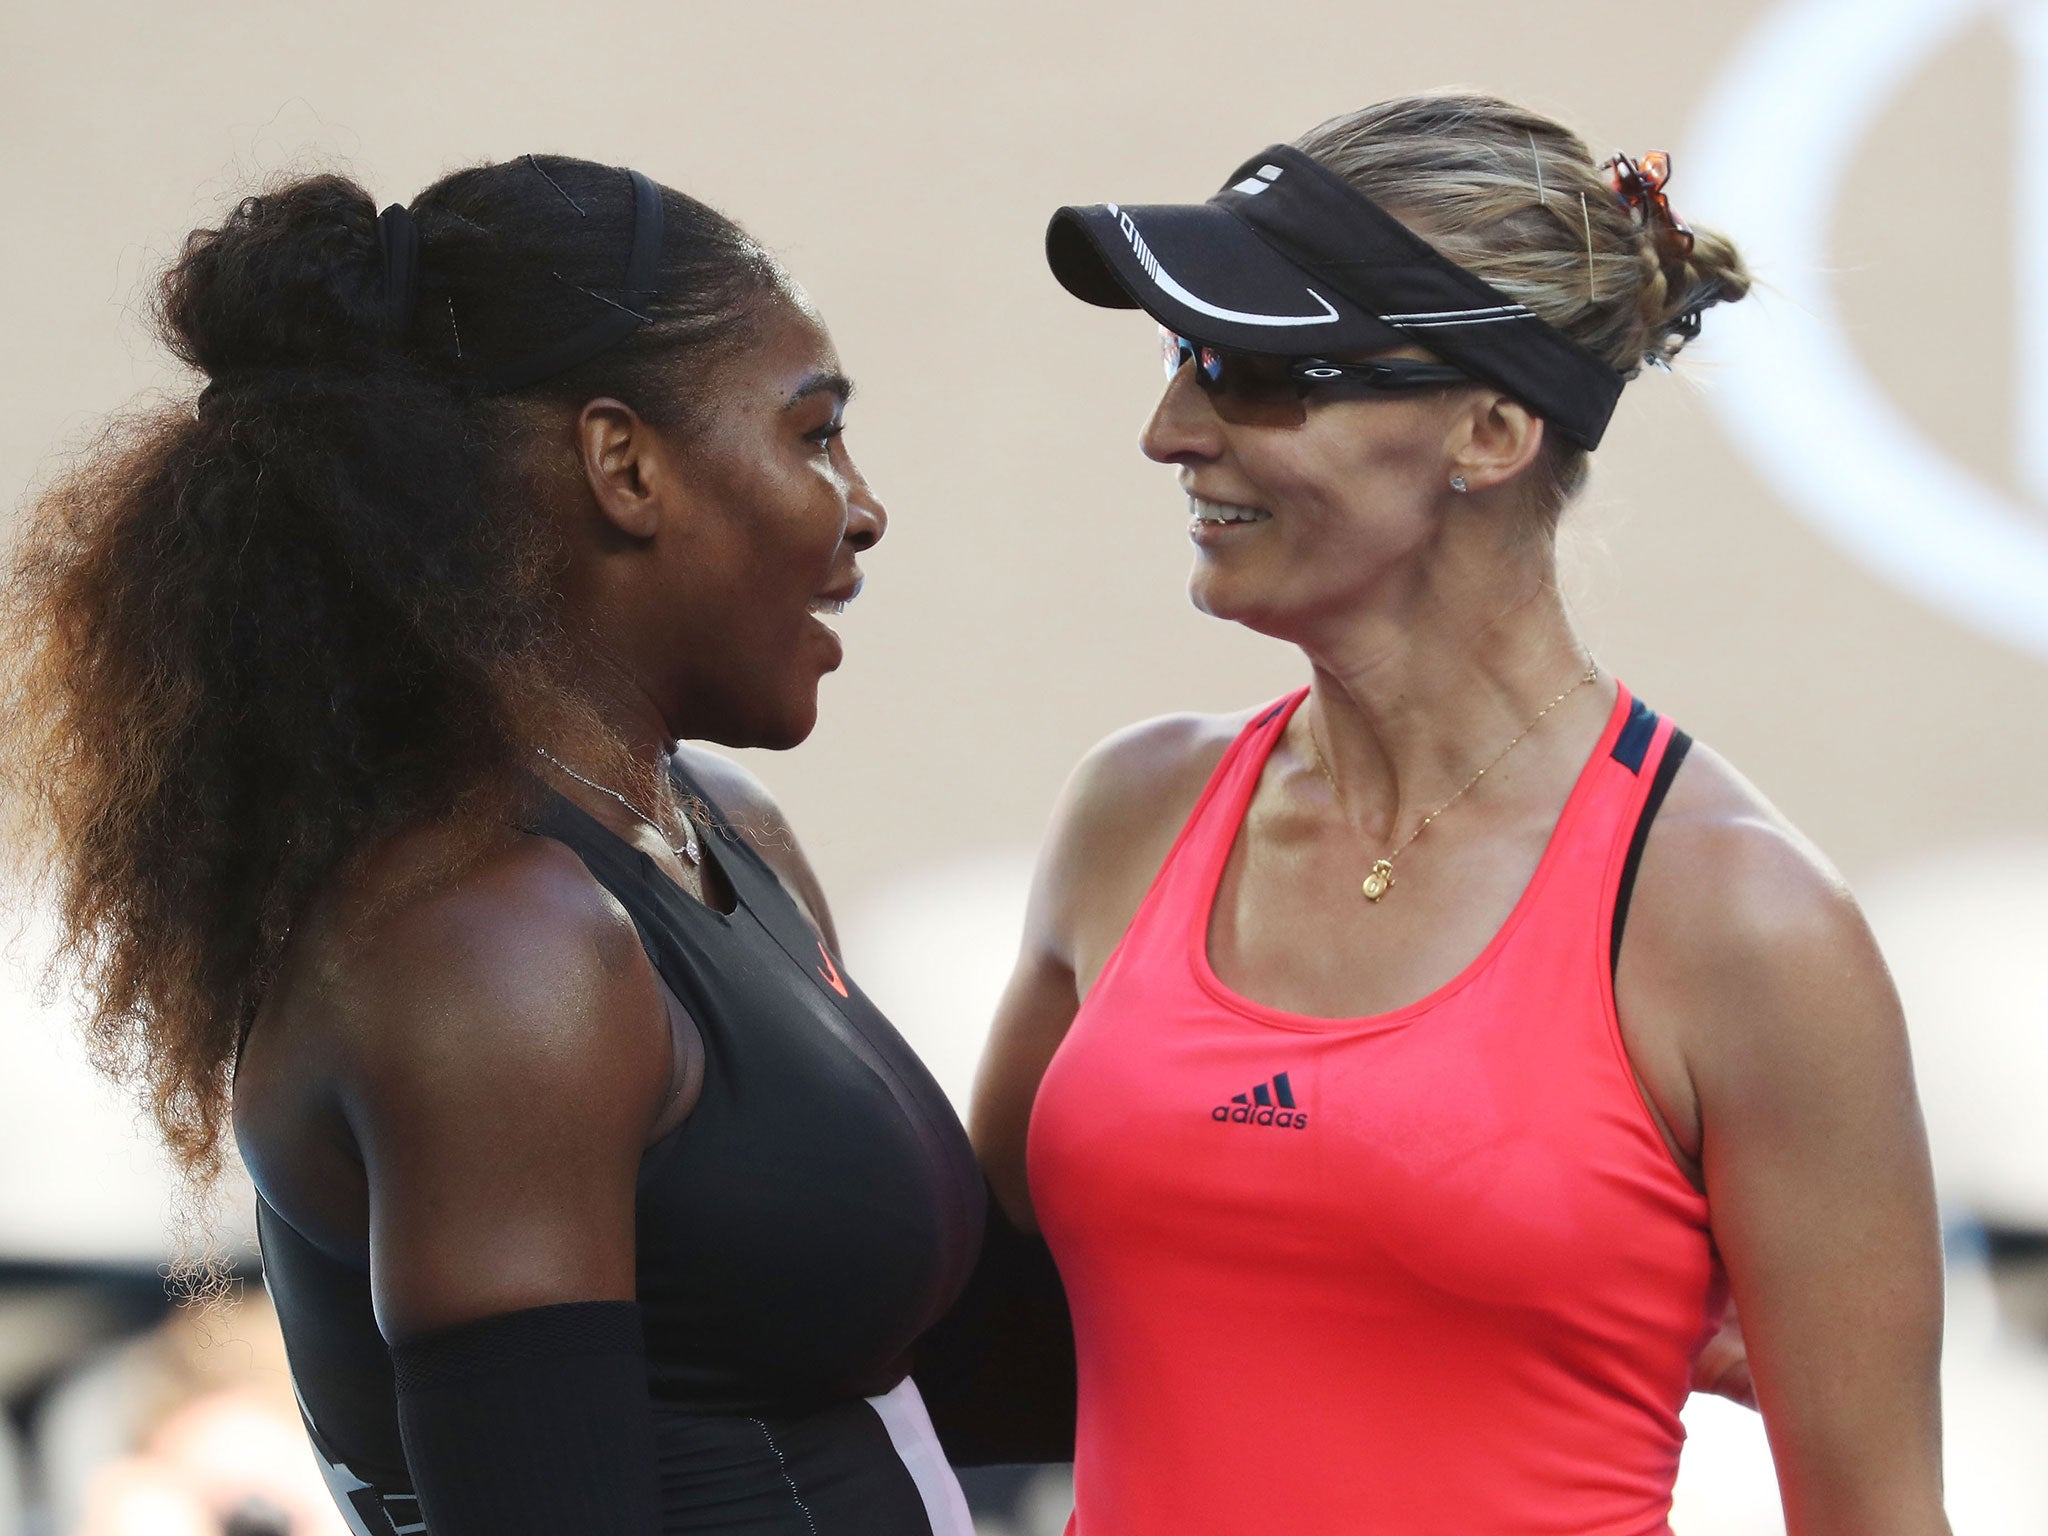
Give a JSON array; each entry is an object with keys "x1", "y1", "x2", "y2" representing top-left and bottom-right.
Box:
[
  {"x1": 919, "y1": 715, "x2": 1232, "y2": 1463},
  {"x1": 971, "y1": 713, "x2": 1242, "y2": 1230},
  {"x1": 969, "y1": 829, "x2": 1085, "y2": 1232},
  {"x1": 337, "y1": 835, "x2": 678, "y2": 1535}
]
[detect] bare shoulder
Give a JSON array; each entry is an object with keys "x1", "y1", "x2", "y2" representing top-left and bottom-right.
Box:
[
  {"x1": 1636, "y1": 740, "x2": 1868, "y2": 960},
  {"x1": 1038, "y1": 705, "x2": 1265, "y2": 978},
  {"x1": 1623, "y1": 757, "x2": 1945, "y2": 1530},
  {"x1": 307, "y1": 824, "x2": 672, "y2": 1128},
  {"x1": 262, "y1": 825, "x2": 678, "y2": 1337},
  {"x1": 1065, "y1": 708, "x2": 1255, "y2": 820},
  {"x1": 672, "y1": 742, "x2": 836, "y2": 947},
  {"x1": 1627, "y1": 738, "x2": 1897, "y2": 1074},
  {"x1": 973, "y1": 703, "x2": 1271, "y2": 1223}
]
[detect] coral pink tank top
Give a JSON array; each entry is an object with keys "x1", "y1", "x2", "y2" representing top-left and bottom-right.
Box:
[{"x1": 1029, "y1": 686, "x2": 1724, "y2": 1536}]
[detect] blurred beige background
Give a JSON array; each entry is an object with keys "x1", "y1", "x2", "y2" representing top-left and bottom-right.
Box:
[
  {"x1": 4, "y1": 1, "x2": 2046, "y2": 1531},
  {"x1": 5, "y1": 0, "x2": 2040, "y2": 892}
]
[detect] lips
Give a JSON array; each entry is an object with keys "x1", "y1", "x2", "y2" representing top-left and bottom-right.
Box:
[{"x1": 807, "y1": 572, "x2": 864, "y2": 622}]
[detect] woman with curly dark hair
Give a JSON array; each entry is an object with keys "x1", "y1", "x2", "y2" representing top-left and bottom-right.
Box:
[{"x1": 3, "y1": 156, "x2": 984, "y2": 1536}]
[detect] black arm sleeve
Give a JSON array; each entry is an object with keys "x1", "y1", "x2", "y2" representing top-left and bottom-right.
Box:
[
  {"x1": 912, "y1": 1184, "x2": 1077, "y2": 1466},
  {"x1": 391, "y1": 1300, "x2": 660, "y2": 1536}
]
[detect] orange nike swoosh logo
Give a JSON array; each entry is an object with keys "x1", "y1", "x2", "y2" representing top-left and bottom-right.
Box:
[{"x1": 816, "y1": 942, "x2": 849, "y2": 998}]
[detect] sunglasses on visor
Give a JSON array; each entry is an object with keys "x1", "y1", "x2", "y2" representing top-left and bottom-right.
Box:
[{"x1": 1161, "y1": 331, "x2": 1470, "y2": 428}]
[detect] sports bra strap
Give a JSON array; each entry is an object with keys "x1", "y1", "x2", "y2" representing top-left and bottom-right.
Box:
[{"x1": 1607, "y1": 717, "x2": 1693, "y2": 978}]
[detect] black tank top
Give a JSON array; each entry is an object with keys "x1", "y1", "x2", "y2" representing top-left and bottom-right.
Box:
[{"x1": 256, "y1": 768, "x2": 987, "y2": 1535}]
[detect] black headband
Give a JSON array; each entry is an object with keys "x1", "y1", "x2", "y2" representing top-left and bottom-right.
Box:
[
  {"x1": 376, "y1": 204, "x2": 420, "y2": 336},
  {"x1": 373, "y1": 166, "x2": 665, "y2": 395},
  {"x1": 1046, "y1": 145, "x2": 1628, "y2": 451},
  {"x1": 475, "y1": 167, "x2": 665, "y2": 395}
]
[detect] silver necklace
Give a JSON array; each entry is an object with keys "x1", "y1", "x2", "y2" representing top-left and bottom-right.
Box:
[{"x1": 533, "y1": 746, "x2": 702, "y2": 866}]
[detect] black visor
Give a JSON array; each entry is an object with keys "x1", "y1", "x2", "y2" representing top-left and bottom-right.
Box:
[{"x1": 1046, "y1": 145, "x2": 1626, "y2": 450}]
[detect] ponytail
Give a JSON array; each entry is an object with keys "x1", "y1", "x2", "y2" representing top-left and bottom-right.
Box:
[{"x1": 2, "y1": 156, "x2": 778, "y2": 1174}]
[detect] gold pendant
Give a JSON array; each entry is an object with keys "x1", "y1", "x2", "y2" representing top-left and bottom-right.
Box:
[{"x1": 1361, "y1": 859, "x2": 1395, "y2": 902}]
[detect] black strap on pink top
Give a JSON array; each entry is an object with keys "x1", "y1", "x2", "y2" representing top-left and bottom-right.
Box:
[{"x1": 1609, "y1": 702, "x2": 1694, "y2": 977}]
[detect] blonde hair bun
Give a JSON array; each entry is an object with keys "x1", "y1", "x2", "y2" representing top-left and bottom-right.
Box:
[{"x1": 1295, "y1": 91, "x2": 1751, "y2": 377}]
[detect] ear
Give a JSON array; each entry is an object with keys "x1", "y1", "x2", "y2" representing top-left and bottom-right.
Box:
[
  {"x1": 1445, "y1": 392, "x2": 1547, "y2": 494},
  {"x1": 576, "y1": 397, "x2": 676, "y2": 540}
]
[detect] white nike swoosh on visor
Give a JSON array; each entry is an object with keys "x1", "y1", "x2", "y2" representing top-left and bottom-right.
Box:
[{"x1": 1110, "y1": 205, "x2": 1339, "y2": 328}]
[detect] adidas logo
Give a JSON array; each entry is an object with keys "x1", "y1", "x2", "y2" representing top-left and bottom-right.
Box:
[{"x1": 1212, "y1": 1071, "x2": 1308, "y2": 1129}]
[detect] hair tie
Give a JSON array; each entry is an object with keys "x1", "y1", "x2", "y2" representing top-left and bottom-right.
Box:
[
  {"x1": 1603, "y1": 151, "x2": 1694, "y2": 272},
  {"x1": 376, "y1": 203, "x2": 421, "y2": 337}
]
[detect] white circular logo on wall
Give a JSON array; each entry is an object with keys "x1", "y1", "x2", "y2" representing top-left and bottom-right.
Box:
[{"x1": 1688, "y1": 0, "x2": 2048, "y2": 661}]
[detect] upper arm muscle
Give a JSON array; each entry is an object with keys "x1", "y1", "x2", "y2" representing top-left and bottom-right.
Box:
[
  {"x1": 1626, "y1": 757, "x2": 1946, "y2": 1532},
  {"x1": 339, "y1": 838, "x2": 674, "y2": 1342}
]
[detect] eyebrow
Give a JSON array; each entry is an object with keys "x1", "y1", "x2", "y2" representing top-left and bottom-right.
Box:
[{"x1": 784, "y1": 370, "x2": 855, "y2": 409}]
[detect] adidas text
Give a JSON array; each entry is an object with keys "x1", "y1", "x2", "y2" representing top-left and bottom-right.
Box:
[
  {"x1": 1212, "y1": 1071, "x2": 1306, "y2": 1129},
  {"x1": 1211, "y1": 1103, "x2": 1309, "y2": 1129}
]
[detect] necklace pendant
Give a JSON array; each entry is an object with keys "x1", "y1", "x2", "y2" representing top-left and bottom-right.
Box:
[
  {"x1": 679, "y1": 820, "x2": 703, "y2": 866},
  {"x1": 1361, "y1": 859, "x2": 1395, "y2": 902}
]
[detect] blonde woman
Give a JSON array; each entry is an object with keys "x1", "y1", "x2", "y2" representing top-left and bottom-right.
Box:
[{"x1": 973, "y1": 95, "x2": 1949, "y2": 1535}]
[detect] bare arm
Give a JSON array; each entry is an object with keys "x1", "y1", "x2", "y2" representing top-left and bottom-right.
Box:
[
  {"x1": 971, "y1": 840, "x2": 1085, "y2": 1231},
  {"x1": 971, "y1": 714, "x2": 1241, "y2": 1229},
  {"x1": 339, "y1": 837, "x2": 676, "y2": 1341},
  {"x1": 1624, "y1": 763, "x2": 1948, "y2": 1534}
]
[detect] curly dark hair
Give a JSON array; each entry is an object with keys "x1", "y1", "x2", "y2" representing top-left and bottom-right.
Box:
[{"x1": 1, "y1": 155, "x2": 782, "y2": 1178}]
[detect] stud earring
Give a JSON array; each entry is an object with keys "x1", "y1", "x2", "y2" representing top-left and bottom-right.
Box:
[{"x1": 1450, "y1": 475, "x2": 1469, "y2": 493}]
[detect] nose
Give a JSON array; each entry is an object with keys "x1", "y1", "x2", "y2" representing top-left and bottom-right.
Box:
[
  {"x1": 845, "y1": 464, "x2": 887, "y2": 552},
  {"x1": 1139, "y1": 364, "x2": 1224, "y2": 466}
]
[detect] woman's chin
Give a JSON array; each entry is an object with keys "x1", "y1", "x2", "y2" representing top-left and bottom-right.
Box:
[
  {"x1": 758, "y1": 692, "x2": 821, "y2": 751},
  {"x1": 1188, "y1": 568, "x2": 1272, "y2": 628},
  {"x1": 1189, "y1": 578, "x2": 1323, "y2": 647},
  {"x1": 694, "y1": 682, "x2": 821, "y2": 753}
]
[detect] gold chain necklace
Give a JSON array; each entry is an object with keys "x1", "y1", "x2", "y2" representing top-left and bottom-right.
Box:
[{"x1": 1307, "y1": 662, "x2": 1598, "y2": 902}]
